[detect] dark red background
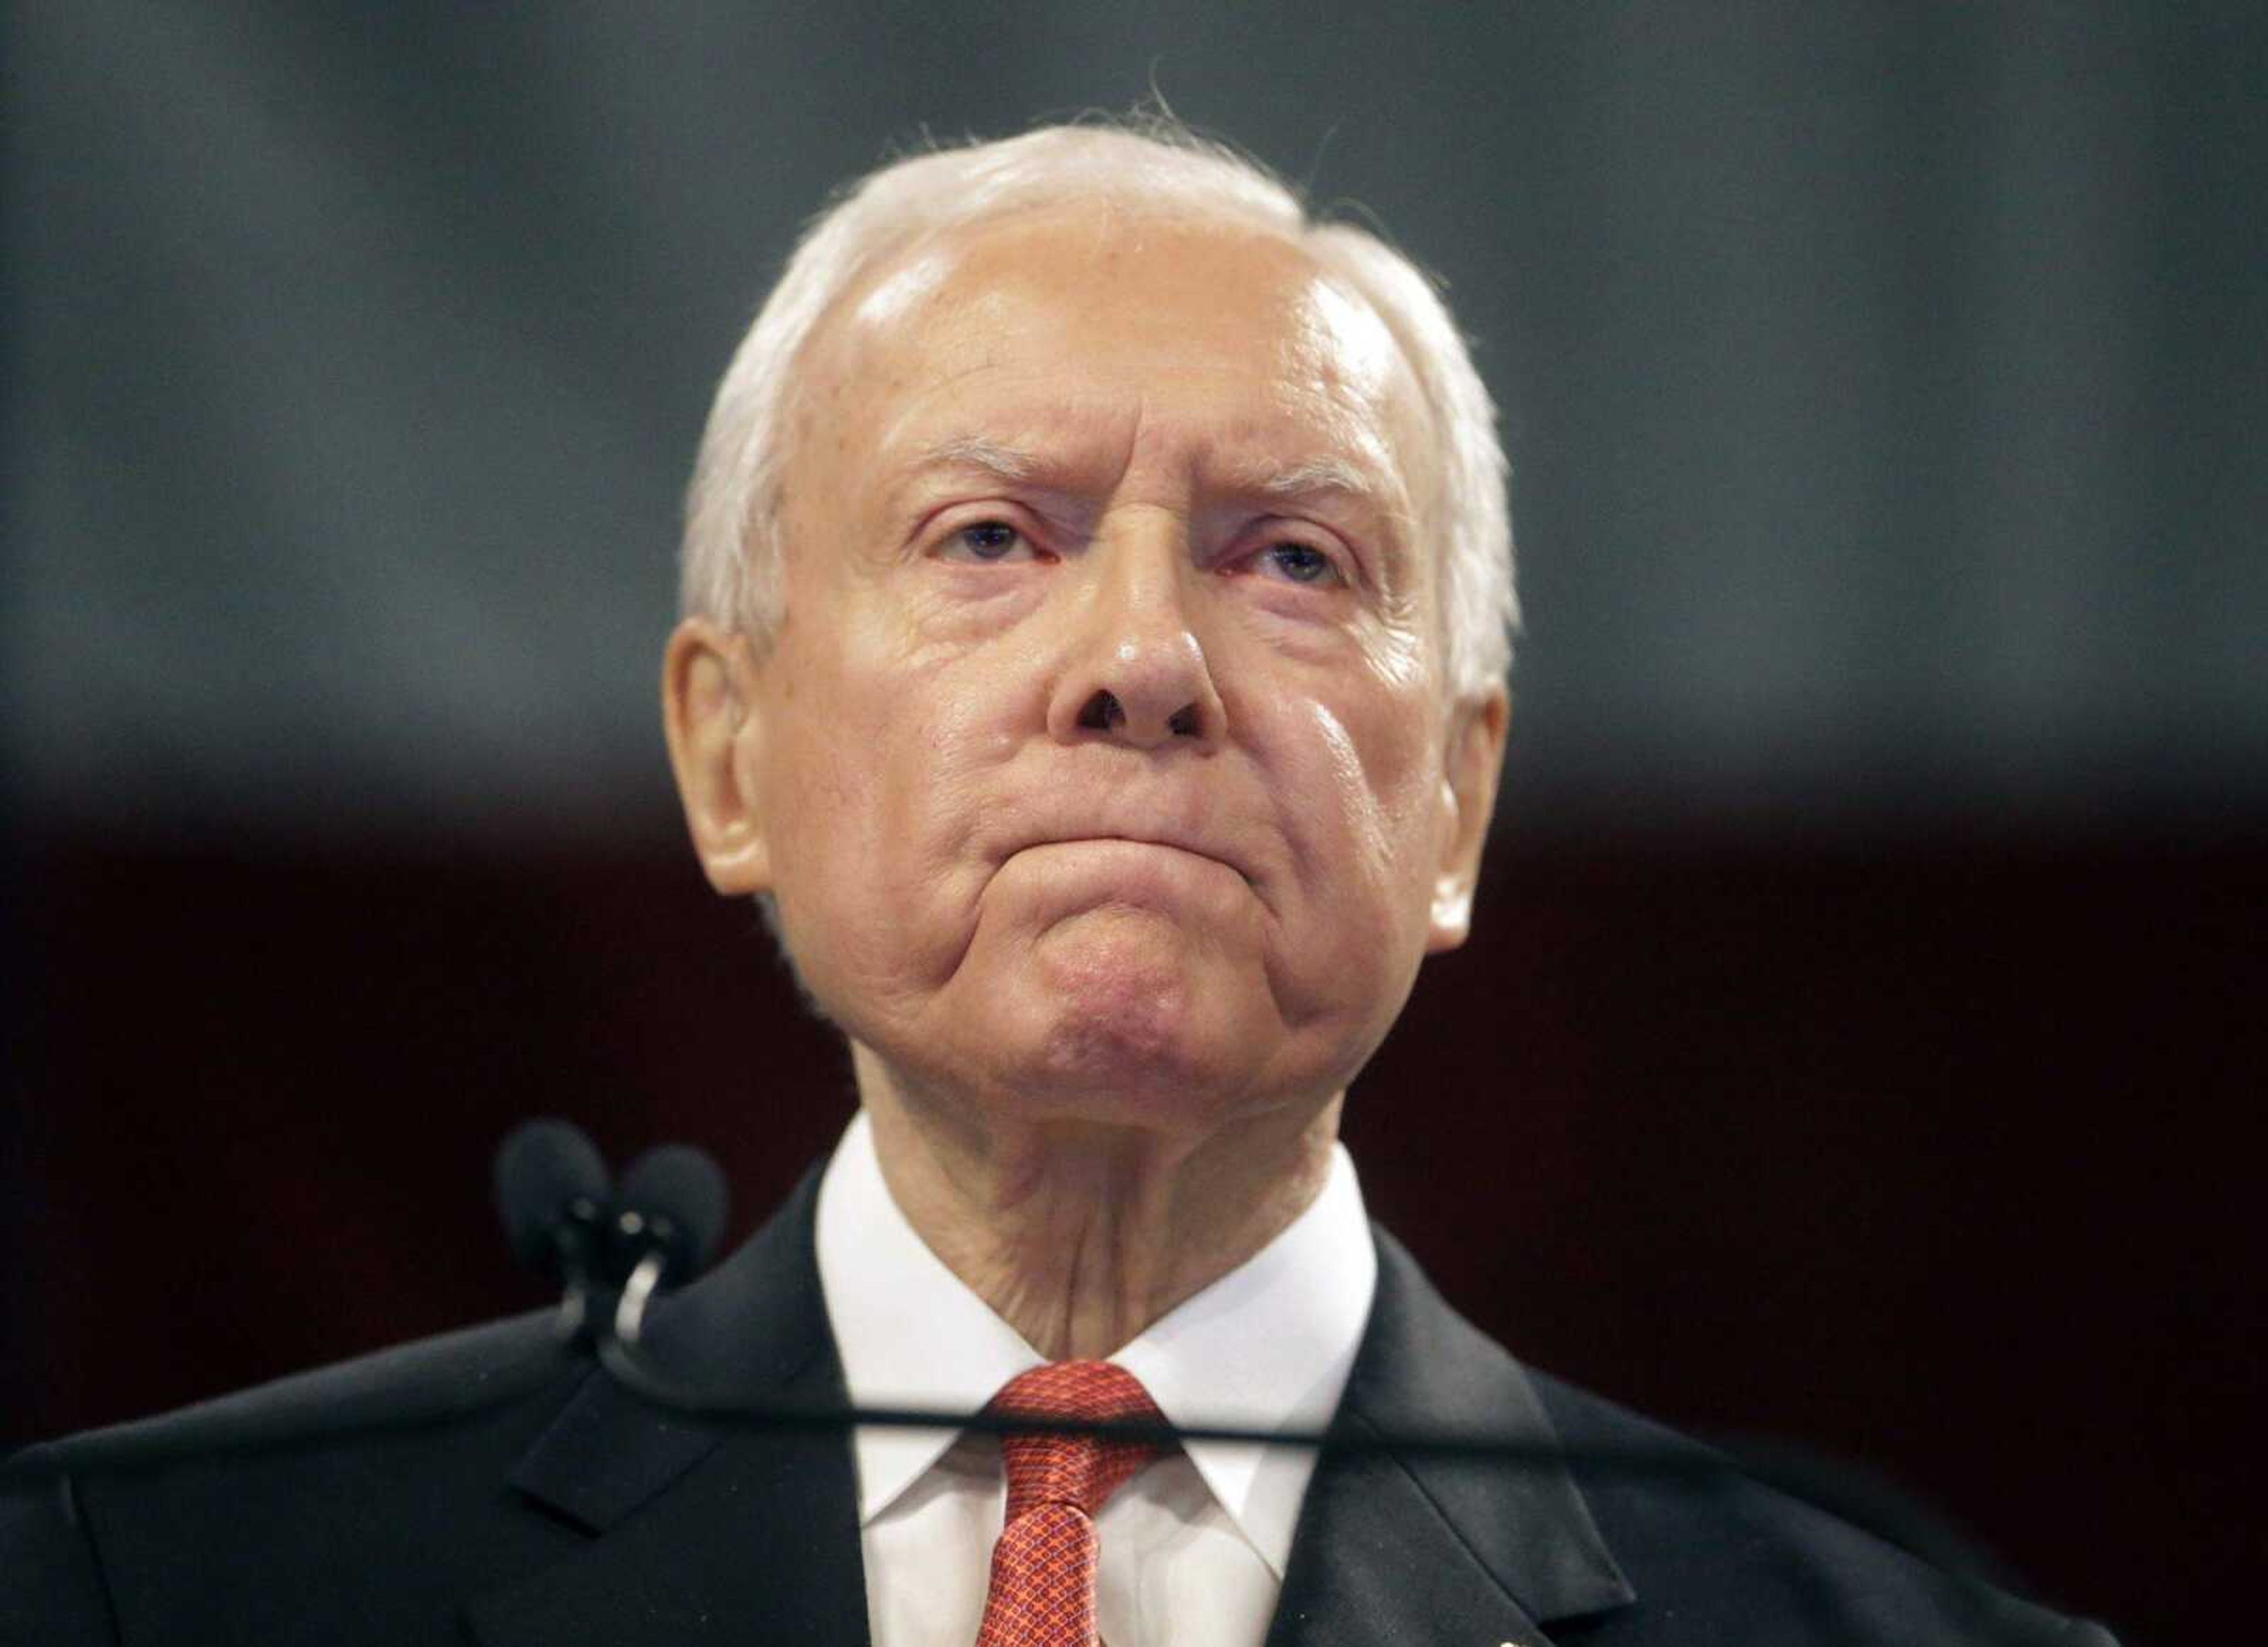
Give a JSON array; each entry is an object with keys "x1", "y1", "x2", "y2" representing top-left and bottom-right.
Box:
[{"x1": 6, "y1": 823, "x2": 2259, "y2": 1643}]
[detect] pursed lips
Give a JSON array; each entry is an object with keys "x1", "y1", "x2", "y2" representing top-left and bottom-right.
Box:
[{"x1": 1006, "y1": 832, "x2": 1255, "y2": 890}]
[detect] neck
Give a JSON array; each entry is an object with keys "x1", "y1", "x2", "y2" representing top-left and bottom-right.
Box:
[{"x1": 850, "y1": 1043, "x2": 1342, "y2": 1360}]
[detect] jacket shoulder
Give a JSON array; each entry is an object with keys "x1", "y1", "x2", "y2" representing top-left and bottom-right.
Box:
[
  {"x1": 11, "y1": 1308, "x2": 578, "y2": 1478},
  {"x1": 1520, "y1": 1367, "x2": 2117, "y2": 1645},
  {"x1": 3, "y1": 1311, "x2": 596, "y2": 1646}
]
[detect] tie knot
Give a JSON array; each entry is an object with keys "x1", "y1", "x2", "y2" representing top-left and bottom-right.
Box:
[{"x1": 989, "y1": 1361, "x2": 1167, "y2": 1521}]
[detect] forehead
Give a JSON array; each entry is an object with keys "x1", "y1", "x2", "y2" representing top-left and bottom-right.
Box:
[{"x1": 793, "y1": 206, "x2": 1436, "y2": 505}]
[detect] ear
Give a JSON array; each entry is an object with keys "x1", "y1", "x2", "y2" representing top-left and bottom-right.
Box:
[
  {"x1": 662, "y1": 617, "x2": 773, "y2": 896},
  {"x1": 1426, "y1": 684, "x2": 1510, "y2": 953}
]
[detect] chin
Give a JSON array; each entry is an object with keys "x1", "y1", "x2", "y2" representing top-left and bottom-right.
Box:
[
  {"x1": 824, "y1": 899, "x2": 1381, "y2": 1131},
  {"x1": 1032, "y1": 1010, "x2": 1239, "y2": 1113},
  {"x1": 939, "y1": 938, "x2": 1285, "y2": 1133}
]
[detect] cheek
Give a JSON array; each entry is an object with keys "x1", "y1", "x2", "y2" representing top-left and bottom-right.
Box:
[
  {"x1": 761, "y1": 636, "x2": 1024, "y2": 980},
  {"x1": 1293, "y1": 694, "x2": 1441, "y2": 901},
  {"x1": 1239, "y1": 686, "x2": 1441, "y2": 1064}
]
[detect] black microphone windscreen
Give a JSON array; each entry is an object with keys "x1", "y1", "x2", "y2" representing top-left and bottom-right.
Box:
[
  {"x1": 494, "y1": 1118, "x2": 611, "y2": 1270},
  {"x1": 617, "y1": 1143, "x2": 731, "y2": 1279}
]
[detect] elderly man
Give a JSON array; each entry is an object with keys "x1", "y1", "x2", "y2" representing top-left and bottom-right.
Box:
[{"x1": 4, "y1": 124, "x2": 2111, "y2": 1646}]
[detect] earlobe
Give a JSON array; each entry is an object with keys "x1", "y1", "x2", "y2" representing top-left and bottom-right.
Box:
[
  {"x1": 1426, "y1": 686, "x2": 1510, "y2": 954},
  {"x1": 662, "y1": 618, "x2": 774, "y2": 896}
]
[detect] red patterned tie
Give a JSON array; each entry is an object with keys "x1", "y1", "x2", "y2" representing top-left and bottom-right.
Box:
[{"x1": 973, "y1": 1361, "x2": 1168, "y2": 1647}]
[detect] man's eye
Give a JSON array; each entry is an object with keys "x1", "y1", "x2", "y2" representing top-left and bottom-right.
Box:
[
  {"x1": 1257, "y1": 543, "x2": 1340, "y2": 585},
  {"x1": 937, "y1": 520, "x2": 1035, "y2": 563}
]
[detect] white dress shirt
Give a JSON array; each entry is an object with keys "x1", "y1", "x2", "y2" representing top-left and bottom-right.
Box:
[{"x1": 815, "y1": 1110, "x2": 1377, "y2": 1647}]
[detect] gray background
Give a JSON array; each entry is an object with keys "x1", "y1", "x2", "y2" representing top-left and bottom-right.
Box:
[{"x1": 11, "y1": 1, "x2": 2262, "y2": 843}]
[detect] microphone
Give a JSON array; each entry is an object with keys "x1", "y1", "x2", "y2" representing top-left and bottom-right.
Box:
[
  {"x1": 607, "y1": 1143, "x2": 730, "y2": 1345},
  {"x1": 492, "y1": 1118, "x2": 612, "y2": 1339}
]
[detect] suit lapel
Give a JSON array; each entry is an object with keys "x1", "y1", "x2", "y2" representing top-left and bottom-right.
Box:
[
  {"x1": 1266, "y1": 1230, "x2": 1635, "y2": 1646},
  {"x1": 460, "y1": 1173, "x2": 1633, "y2": 1645},
  {"x1": 466, "y1": 1169, "x2": 871, "y2": 1647}
]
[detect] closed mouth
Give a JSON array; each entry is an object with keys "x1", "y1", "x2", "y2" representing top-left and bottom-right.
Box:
[{"x1": 1022, "y1": 834, "x2": 1252, "y2": 888}]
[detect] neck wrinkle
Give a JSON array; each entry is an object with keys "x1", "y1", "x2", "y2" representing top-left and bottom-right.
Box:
[{"x1": 851, "y1": 1042, "x2": 1342, "y2": 1360}]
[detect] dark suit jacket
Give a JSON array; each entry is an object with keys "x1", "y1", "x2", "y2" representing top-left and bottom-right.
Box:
[{"x1": 4, "y1": 1169, "x2": 2113, "y2": 1644}]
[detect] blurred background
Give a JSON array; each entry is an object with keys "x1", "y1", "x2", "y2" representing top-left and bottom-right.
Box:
[{"x1": 5, "y1": 3, "x2": 2260, "y2": 1639}]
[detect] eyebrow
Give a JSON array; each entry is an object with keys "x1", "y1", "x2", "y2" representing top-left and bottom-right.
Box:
[
  {"x1": 904, "y1": 436, "x2": 1040, "y2": 484},
  {"x1": 1233, "y1": 454, "x2": 1387, "y2": 505}
]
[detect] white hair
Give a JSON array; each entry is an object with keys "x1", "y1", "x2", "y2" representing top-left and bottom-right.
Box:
[{"x1": 680, "y1": 120, "x2": 1517, "y2": 696}]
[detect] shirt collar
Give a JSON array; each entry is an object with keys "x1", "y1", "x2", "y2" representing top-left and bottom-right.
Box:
[{"x1": 814, "y1": 1108, "x2": 1376, "y2": 1578}]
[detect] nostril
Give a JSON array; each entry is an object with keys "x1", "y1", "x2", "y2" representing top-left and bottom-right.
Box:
[
  {"x1": 1167, "y1": 705, "x2": 1200, "y2": 737},
  {"x1": 1078, "y1": 690, "x2": 1123, "y2": 732}
]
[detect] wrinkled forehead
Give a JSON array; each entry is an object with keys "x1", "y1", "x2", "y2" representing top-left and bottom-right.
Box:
[{"x1": 790, "y1": 204, "x2": 1442, "y2": 514}]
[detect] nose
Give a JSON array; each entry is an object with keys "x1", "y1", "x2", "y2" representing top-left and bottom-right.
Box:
[{"x1": 1045, "y1": 523, "x2": 1225, "y2": 750}]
